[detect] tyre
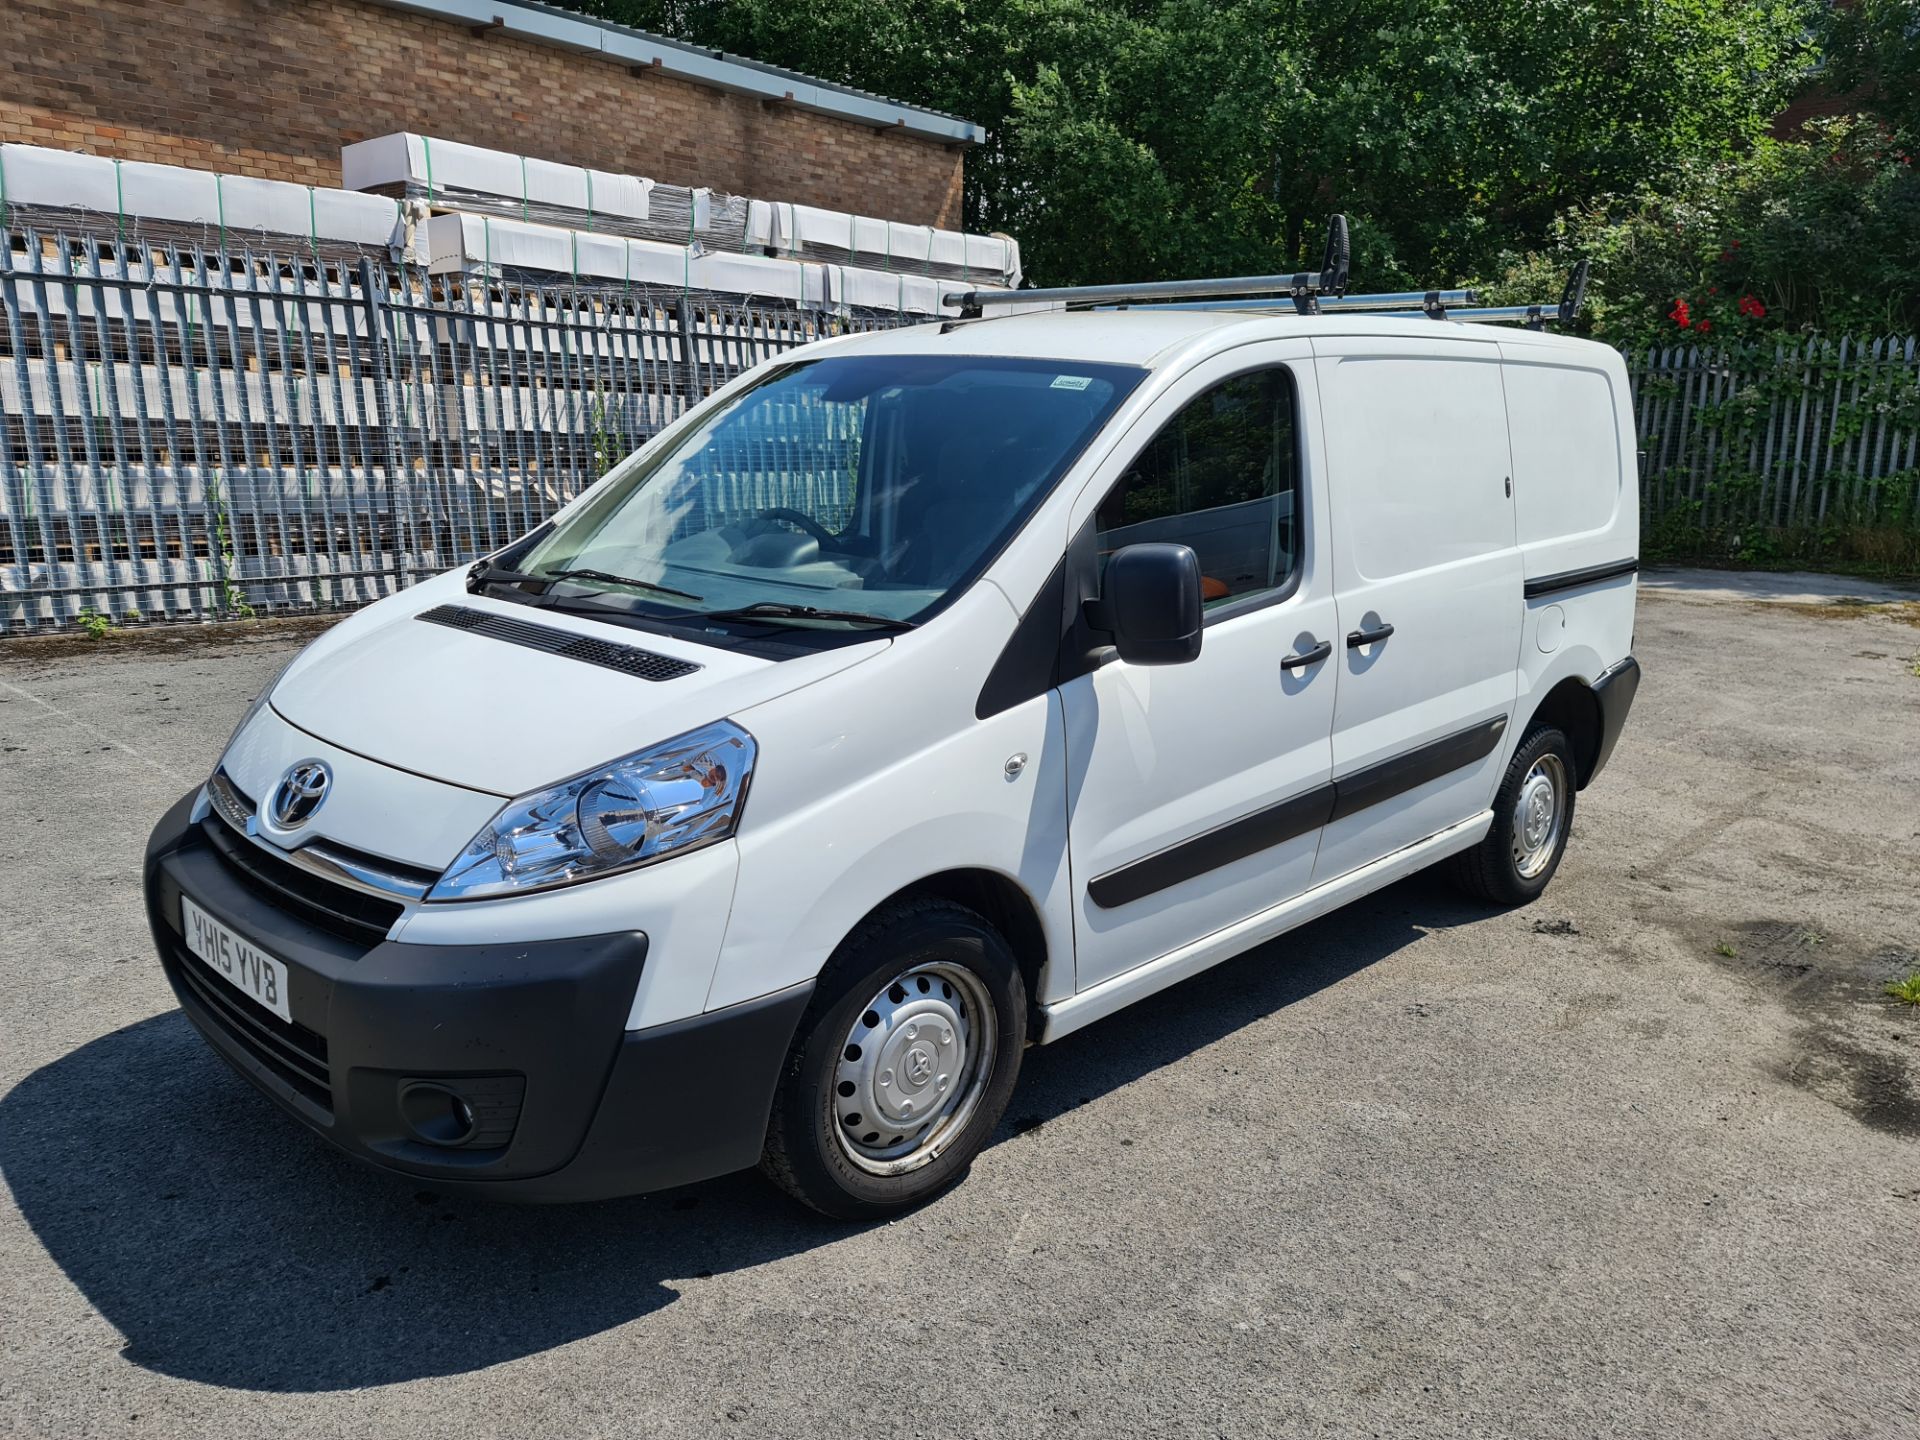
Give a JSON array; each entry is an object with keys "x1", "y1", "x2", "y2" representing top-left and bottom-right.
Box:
[
  {"x1": 760, "y1": 898, "x2": 1028, "y2": 1219},
  {"x1": 1448, "y1": 723, "x2": 1576, "y2": 906}
]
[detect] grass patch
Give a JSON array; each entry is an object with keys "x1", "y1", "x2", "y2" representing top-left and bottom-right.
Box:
[
  {"x1": 1715, "y1": 941, "x2": 1740, "y2": 958},
  {"x1": 1886, "y1": 974, "x2": 1920, "y2": 1007},
  {"x1": 1775, "y1": 600, "x2": 1920, "y2": 624},
  {"x1": 0, "y1": 613, "x2": 338, "y2": 663},
  {"x1": 1641, "y1": 523, "x2": 1920, "y2": 582}
]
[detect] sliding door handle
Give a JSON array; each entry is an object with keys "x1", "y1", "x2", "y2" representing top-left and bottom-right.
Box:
[
  {"x1": 1280, "y1": 639, "x2": 1332, "y2": 671},
  {"x1": 1346, "y1": 622, "x2": 1395, "y2": 648}
]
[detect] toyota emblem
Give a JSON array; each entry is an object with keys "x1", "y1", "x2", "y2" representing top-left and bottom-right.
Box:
[{"x1": 270, "y1": 760, "x2": 332, "y2": 829}]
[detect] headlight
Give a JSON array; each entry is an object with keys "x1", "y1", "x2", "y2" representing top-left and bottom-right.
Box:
[
  {"x1": 215, "y1": 654, "x2": 299, "y2": 775},
  {"x1": 428, "y1": 720, "x2": 756, "y2": 901}
]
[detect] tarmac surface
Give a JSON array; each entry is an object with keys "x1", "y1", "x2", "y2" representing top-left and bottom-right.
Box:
[{"x1": 1, "y1": 573, "x2": 1916, "y2": 1438}]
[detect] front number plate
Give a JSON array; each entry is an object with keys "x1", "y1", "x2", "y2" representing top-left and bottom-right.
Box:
[{"x1": 181, "y1": 895, "x2": 293, "y2": 1024}]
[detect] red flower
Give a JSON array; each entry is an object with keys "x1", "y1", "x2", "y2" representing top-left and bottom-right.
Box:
[
  {"x1": 1731, "y1": 240, "x2": 1741, "y2": 248},
  {"x1": 1697, "y1": 320, "x2": 1712, "y2": 334},
  {"x1": 1669, "y1": 298, "x2": 1692, "y2": 329},
  {"x1": 1737, "y1": 294, "x2": 1767, "y2": 319}
]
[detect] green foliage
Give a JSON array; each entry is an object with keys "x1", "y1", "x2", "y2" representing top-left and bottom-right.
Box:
[
  {"x1": 1478, "y1": 119, "x2": 1920, "y2": 346},
  {"x1": 586, "y1": 387, "x2": 623, "y2": 479},
  {"x1": 1824, "y1": 0, "x2": 1920, "y2": 144},
  {"x1": 556, "y1": 0, "x2": 1819, "y2": 290},
  {"x1": 1886, "y1": 973, "x2": 1920, "y2": 1007},
  {"x1": 76, "y1": 607, "x2": 114, "y2": 641},
  {"x1": 204, "y1": 477, "x2": 255, "y2": 620}
]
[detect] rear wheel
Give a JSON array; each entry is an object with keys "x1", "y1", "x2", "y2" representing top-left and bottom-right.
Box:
[
  {"x1": 760, "y1": 898, "x2": 1026, "y2": 1219},
  {"x1": 1448, "y1": 723, "x2": 1576, "y2": 905}
]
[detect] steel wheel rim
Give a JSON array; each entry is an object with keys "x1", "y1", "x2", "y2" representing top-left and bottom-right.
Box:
[
  {"x1": 830, "y1": 960, "x2": 997, "y2": 1177},
  {"x1": 1511, "y1": 753, "x2": 1568, "y2": 880}
]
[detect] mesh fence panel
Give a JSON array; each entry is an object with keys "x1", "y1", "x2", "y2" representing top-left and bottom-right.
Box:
[{"x1": 0, "y1": 225, "x2": 915, "y2": 633}]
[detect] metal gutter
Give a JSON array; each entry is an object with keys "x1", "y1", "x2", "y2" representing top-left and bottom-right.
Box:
[{"x1": 366, "y1": 0, "x2": 986, "y2": 145}]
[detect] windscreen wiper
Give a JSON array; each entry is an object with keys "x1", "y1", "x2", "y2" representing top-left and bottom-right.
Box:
[
  {"x1": 697, "y1": 602, "x2": 917, "y2": 631},
  {"x1": 467, "y1": 559, "x2": 702, "y2": 603},
  {"x1": 544, "y1": 568, "x2": 704, "y2": 602}
]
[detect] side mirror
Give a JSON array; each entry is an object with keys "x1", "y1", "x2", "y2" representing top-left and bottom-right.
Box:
[{"x1": 1087, "y1": 542, "x2": 1204, "y2": 666}]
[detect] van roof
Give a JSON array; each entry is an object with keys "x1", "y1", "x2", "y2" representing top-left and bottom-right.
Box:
[{"x1": 819, "y1": 308, "x2": 1611, "y2": 371}]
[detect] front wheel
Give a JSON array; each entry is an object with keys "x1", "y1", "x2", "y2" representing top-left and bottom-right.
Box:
[
  {"x1": 760, "y1": 898, "x2": 1027, "y2": 1219},
  {"x1": 1448, "y1": 723, "x2": 1576, "y2": 906}
]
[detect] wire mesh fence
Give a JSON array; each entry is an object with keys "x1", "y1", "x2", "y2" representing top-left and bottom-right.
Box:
[{"x1": 0, "y1": 224, "x2": 913, "y2": 634}]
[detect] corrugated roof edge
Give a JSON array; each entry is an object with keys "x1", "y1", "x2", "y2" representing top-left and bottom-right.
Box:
[{"x1": 367, "y1": 0, "x2": 986, "y2": 145}]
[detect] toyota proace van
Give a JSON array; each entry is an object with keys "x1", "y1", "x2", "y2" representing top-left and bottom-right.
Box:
[{"x1": 144, "y1": 289, "x2": 1640, "y2": 1218}]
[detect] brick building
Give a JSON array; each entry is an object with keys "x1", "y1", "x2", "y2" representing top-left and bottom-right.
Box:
[{"x1": 0, "y1": 0, "x2": 977, "y2": 227}]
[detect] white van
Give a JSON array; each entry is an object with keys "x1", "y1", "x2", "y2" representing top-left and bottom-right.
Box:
[{"x1": 144, "y1": 278, "x2": 1640, "y2": 1217}]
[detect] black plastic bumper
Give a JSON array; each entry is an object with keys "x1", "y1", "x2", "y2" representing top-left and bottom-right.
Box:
[
  {"x1": 1586, "y1": 654, "x2": 1641, "y2": 785},
  {"x1": 143, "y1": 789, "x2": 812, "y2": 1201}
]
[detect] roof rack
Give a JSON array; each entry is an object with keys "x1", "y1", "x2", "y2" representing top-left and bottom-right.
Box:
[{"x1": 943, "y1": 216, "x2": 1589, "y2": 331}]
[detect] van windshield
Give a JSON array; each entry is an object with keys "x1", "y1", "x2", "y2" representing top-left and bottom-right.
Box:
[{"x1": 502, "y1": 353, "x2": 1143, "y2": 639}]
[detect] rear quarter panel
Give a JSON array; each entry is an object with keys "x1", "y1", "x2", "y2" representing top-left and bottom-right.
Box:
[{"x1": 1499, "y1": 337, "x2": 1638, "y2": 717}]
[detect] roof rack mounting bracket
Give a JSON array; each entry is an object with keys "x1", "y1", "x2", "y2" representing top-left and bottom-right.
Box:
[
  {"x1": 1320, "y1": 213, "x2": 1350, "y2": 296},
  {"x1": 1292, "y1": 212, "x2": 1350, "y2": 315},
  {"x1": 1557, "y1": 258, "x2": 1591, "y2": 326}
]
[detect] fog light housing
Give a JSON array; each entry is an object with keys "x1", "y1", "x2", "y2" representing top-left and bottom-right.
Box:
[
  {"x1": 391, "y1": 1075, "x2": 526, "y2": 1151},
  {"x1": 399, "y1": 1082, "x2": 477, "y2": 1146}
]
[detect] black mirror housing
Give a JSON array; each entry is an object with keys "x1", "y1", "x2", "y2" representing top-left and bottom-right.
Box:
[{"x1": 1089, "y1": 542, "x2": 1204, "y2": 666}]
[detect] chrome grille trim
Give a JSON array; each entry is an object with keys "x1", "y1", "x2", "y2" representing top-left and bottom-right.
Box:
[{"x1": 208, "y1": 769, "x2": 437, "y2": 903}]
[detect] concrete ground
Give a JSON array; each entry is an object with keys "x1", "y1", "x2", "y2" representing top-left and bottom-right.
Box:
[{"x1": 1, "y1": 577, "x2": 1916, "y2": 1439}]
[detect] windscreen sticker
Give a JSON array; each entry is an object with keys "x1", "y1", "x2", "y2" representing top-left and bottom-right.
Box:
[{"x1": 1050, "y1": 374, "x2": 1093, "y2": 391}]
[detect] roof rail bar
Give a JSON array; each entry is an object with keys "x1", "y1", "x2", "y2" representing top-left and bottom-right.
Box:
[
  {"x1": 942, "y1": 226, "x2": 1590, "y2": 330},
  {"x1": 1319, "y1": 288, "x2": 1476, "y2": 313},
  {"x1": 945, "y1": 214, "x2": 1355, "y2": 318},
  {"x1": 1117, "y1": 289, "x2": 1474, "y2": 315}
]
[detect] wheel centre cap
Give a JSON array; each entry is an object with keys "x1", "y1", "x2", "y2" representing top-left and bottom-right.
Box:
[
  {"x1": 1515, "y1": 770, "x2": 1559, "y2": 857},
  {"x1": 864, "y1": 999, "x2": 965, "y2": 1125}
]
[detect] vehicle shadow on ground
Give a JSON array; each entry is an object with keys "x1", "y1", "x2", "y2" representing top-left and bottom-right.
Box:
[{"x1": 0, "y1": 872, "x2": 1482, "y2": 1393}]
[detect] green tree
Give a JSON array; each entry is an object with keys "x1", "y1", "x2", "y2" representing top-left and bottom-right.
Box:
[
  {"x1": 1824, "y1": 0, "x2": 1920, "y2": 143},
  {"x1": 1479, "y1": 118, "x2": 1920, "y2": 344},
  {"x1": 552, "y1": 1, "x2": 1822, "y2": 290}
]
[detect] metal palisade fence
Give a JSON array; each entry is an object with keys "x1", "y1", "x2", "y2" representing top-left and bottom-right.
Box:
[
  {"x1": 0, "y1": 224, "x2": 910, "y2": 634},
  {"x1": 9, "y1": 223, "x2": 1920, "y2": 635},
  {"x1": 1631, "y1": 336, "x2": 1920, "y2": 545}
]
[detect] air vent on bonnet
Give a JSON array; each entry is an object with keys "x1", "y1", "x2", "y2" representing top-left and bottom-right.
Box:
[{"x1": 416, "y1": 605, "x2": 702, "y2": 681}]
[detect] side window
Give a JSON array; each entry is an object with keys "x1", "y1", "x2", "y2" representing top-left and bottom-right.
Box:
[{"x1": 1094, "y1": 367, "x2": 1300, "y2": 608}]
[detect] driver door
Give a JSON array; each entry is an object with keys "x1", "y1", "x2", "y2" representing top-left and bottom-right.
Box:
[{"x1": 1061, "y1": 343, "x2": 1339, "y2": 995}]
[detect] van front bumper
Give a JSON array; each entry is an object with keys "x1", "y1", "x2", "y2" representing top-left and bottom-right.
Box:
[{"x1": 142, "y1": 789, "x2": 811, "y2": 1202}]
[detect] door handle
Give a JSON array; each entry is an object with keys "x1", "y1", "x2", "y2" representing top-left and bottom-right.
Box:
[
  {"x1": 1280, "y1": 639, "x2": 1332, "y2": 671},
  {"x1": 1346, "y1": 622, "x2": 1395, "y2": 648}
]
